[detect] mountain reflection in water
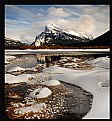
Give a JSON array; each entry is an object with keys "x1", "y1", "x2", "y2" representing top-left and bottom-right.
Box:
[
  {"x1": 36, "y1": 53, "x2": 109, "y2": 68},
  {"x1": 5, "y1": 53, "x2": 109, "y2": 72}
]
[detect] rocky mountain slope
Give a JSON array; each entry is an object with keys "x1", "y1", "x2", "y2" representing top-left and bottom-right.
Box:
[
  {"x1": 88, "y1": 30, "x2": 110, "y2": 46},
  {"x1": 5, "y1": 37, "x2": 29, "y2": 49},
  {"x1": 31, "y1": 24, "x2": 93, "y2": 46}
]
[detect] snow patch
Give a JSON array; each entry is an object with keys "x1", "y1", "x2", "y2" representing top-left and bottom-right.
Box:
[
  {"x1": 14, "y1": 103, "x2": 46, "y2": 115},
  {"x1": 43, "y1": 65, "x2": 73, "y2": 74},
  {"x1": 63, "y1": 30, "x2": 80, "y2": 37},
  {"x1": 72, "y1": 58, "x2": 81, "y2": 62},
  {"x1": 64, "y1": 62, "x2": 79, "y2": 67},
  {"x1": 5, "y1": 55, "x2": 110, "y2": 119},
  {"x1": 7, "y1": 66, "x2": 26, "y2": 72},
  {"x1": 44, "y1": 57, "x2": 110, "y2": 119},
  {"x1": 87, "y1": 57, "x2": 109, "y2": 69},
  {"x1": 17, "y1": 74, "x2": 35, "y2": 78},
  {"x1": 5, "y1": 74, "x2": 22, "y2": 84},
  {"x1": 34, "y1": 73, "x2": 51, "y2": 82},
  {"x1": 40, "y1": 80, "x2": 60, "y2": 86},
  {"x1": 46, "y1": 24, "x2": 61, "y2": 31},
  {"x1": 5, "y1": 74, "x2": 35, "y2": 84},
  {"x1": 5, "y1": 55, "x2": 16, "y2": 60}
]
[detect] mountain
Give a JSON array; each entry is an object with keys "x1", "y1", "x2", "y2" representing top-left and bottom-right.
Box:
[
  {"x1": 31, "y1": 24, "x2": 93, "y2": 46},
  {"x1": 5, "y1": 37, "x2": 29, "y2": 49},
  {"x1": 89, "y1": 30, "x2": 110, "y2": 46},
  {"x1": 77, "y1": 30, "x2": 110, "y2": 47}
]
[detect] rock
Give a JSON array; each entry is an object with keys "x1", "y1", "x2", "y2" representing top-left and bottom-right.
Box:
[{"x1": 29, "y1": 87, "x2": 52, "y2": 99}]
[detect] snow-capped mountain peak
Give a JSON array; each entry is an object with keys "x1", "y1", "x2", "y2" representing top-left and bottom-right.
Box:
[
  {"x1": 46, "y1": 24, "x2": 80, "y2": 37},
  {"x1": 31, "y1": 24, "x2": 93, "y2": 46},
  {"x1": 45, "y1": 24, "x2": 62, "y2": 32}
]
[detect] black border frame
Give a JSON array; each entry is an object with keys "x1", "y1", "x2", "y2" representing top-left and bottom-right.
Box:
[{"x1": 1, "y1": 0, "x2": 111, "y2": 119}]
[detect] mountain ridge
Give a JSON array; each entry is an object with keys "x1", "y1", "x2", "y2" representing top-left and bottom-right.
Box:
[
  {"x1": 5, "y1": 37, "x2": 29, "y2": 49},
  {"x1": 31, "y1": 24, "x2": 93, "y2": 46}
]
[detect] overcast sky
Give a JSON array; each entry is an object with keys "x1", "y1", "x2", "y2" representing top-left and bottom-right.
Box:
[{"x1": 5, "y1": 5, "x2": 110, "y2": 43}]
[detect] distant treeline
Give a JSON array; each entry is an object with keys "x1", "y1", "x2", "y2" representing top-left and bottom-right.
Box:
[{"x1": 19, "y1": 45, "x2": 110, "y2": 49}]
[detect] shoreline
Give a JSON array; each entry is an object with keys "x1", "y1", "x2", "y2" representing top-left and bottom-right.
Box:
[{"x1": 5, "y1": 48, "x2": 110, "y2": 55}]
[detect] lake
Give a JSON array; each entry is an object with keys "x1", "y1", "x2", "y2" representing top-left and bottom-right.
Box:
[
  {"x1": 5, "y1": 49, "x2": 109, "y2": 70},
  {"x1": 5, "y1": 49, "x2": 110, "y2": 119}
]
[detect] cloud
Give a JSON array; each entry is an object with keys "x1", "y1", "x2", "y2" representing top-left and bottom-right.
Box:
[
  {"x1": 5, "y1": 18, "x2": 35, "y2": 43},
  {"x1": 6, "y1": 19, "x2": 30, "y2": 27},
  {"x1": 83, "y1": 5, "x2": 110, "y2": 23},
  {"x1": 32, "y1": 15, "x2": 95, "y2": 34},
  {"x1": 84, "y1": 6, "x2": 97, "y2": 14},
  {"x1": 5, "y1": 26, "x2": 35, "y2": 43},
  {"x1": 5, "y1": 5, "x2": 35, "y2": 24},
  {"x1": 5, "y1": 5, "x2": 33, "y2": 18},
  {"x1": 92, "y1": 21, "x2": 110, "y2": 37},
  {"x1": 74, "y1": 14, "x2": 96, "y2": 33},
  {"x1": 32, "y1": 12, "x2": 109, "y2": 38},
  {"x1": 5, "y1": 5, "x2": 110, "y2": 42},
  {"x1": 48, "y1": 7, "x2": 71, "y2": 17}
]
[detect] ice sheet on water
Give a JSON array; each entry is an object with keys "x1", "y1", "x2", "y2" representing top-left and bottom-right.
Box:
[{"x1": 7, "y1": 66, "x2": 26, "y2": 72}]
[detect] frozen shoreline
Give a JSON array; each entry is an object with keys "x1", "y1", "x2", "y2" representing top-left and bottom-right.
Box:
[{"x1": 5, "y1": 55, "x2": 110, "y2": 119}]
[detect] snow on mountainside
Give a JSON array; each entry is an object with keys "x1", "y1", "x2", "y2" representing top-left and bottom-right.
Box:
[
  {"x1": 46, "y1": 24, "x2": 62, "y2": 32},
  {"x1": 31, "y1": 24, "x2": 93, "y2": 46},
  {"x1": 63, "y1": 30, "x2": 80, "y2": 37}
]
